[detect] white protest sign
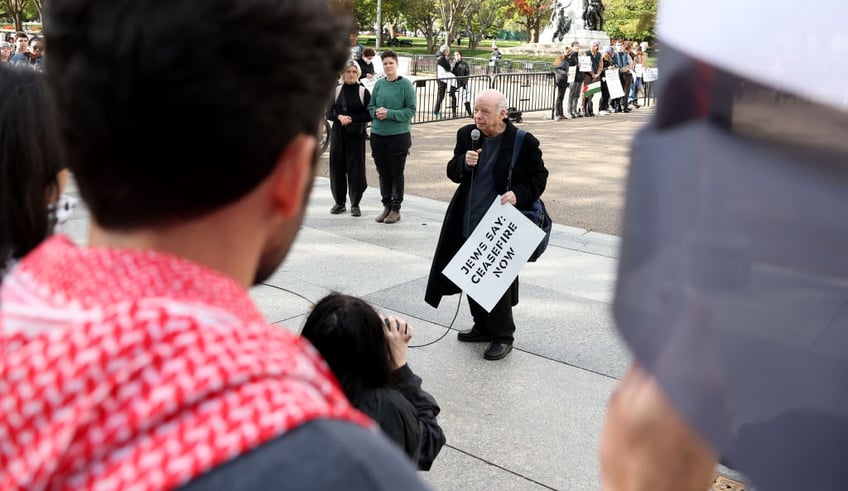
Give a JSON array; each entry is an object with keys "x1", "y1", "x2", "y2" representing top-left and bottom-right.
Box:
[
  {"x1": 567, "y1": 69, "x2": 577, "y2": 84},
  {"x1": 579, "y1": 55, "x2": 592, "y2": 72},
  {"x1": 361, "y1": 72, "x2": 385, "y2": 93},
  {"x1": 605, "y1": 68, "x2": 625, "y2": 99},
  {"x1": 643, "y1": 67, "x2": 658, "y2": 82},
  {"x1": 442, "y1": 197, "x2": 546, "y2": 312},
  {"x1": 634, "y1": 63, "x2": 644, "y2": 77}
]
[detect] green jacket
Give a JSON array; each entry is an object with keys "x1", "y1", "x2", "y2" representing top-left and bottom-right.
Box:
[{"x1": 368, "y1": 76, "x2": 416, "y2": 136}]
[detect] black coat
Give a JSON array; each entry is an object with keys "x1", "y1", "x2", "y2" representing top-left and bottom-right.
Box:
[
  {"x1": 355, "y1": 364, "x2": 445, "y2": 471},
  {"x1": 425, "y1": 120, "x2": 548, "y2": 308}
]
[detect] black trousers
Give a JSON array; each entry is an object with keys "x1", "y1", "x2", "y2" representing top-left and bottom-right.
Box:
[
  {"x1": 370, "y1": 132, "x2": 411, "y2": 211},
  {"x1": 468, "y1": 279, "x2": 518, "y2": 344},
  {"x1": 555, "y1": 84, "x2": 567, "y2": 117},
  {"x1": 434, "y1": 82, "x2": 447, "y2": 114},
  {"x1": 328, "y1": 125, "x2": 367, "y2": 207},
  {"x1": 568, "y1": 79, "x2": 583, "y2": 115},
  {"x1": 619, "y1": 72, "x2": 633, "y2": 109},
  {"x1": 599, "y1": 79, "x2": 610, "y2": 111}
]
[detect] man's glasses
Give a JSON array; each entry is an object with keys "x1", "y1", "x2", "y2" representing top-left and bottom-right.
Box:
[{"x1": 31, "y1": 46, "x2": 44, "y2": 52}]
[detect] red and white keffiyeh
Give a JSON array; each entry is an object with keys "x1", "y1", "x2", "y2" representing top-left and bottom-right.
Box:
[{"x1": 0, "y1": 236, "x2": 370, "y2": 491}]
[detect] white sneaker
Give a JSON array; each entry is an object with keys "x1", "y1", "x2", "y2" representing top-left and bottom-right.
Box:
[{"x1": 599, "y1": 110, "x2": 610, "y2": 115}]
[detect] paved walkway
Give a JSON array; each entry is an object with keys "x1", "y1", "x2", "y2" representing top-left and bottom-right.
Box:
[{"x1": 61, "y1": 107, "x2": 749, "y2": 490}]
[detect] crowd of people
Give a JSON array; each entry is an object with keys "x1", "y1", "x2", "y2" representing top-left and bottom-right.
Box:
[
  {"x1": 554, "y1": 39, "x2": 649, "y2": 120},
  {"x1": 1, "y1": 31, "x2": 45, "y2": 71},
  {"x1": 2, "y1": 0, "x2": 844, "y2": 489}
]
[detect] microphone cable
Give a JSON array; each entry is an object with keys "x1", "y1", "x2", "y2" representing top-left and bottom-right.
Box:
[{"x1": 263, "y1": 284, "x2": 462, "y2": 349}]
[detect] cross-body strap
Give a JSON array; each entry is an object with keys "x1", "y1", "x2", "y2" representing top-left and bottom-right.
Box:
[{"x1": 507, "y1": 128, "x2": 527, "y2": 191}]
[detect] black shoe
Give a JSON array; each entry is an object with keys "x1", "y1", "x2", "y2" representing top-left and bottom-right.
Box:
[
  {"x1": 457, "y1": 328, "x2": 491, "y2": 343},
  {"x1": 330, "y1": 204, "x2": 346, "y2": 214},
  {"x1": 484, "y1": 341, "x2": 513, "y2": 360},
  {"x1": 350, "y1": 205, "x2": 361, "y2": 217}
]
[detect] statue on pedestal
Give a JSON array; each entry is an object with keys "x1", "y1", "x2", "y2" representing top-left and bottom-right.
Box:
[
  {"x1": 549, "y1": 0, "x2": 574, "y2": 43},
  {"x1": 583, "y1": 0, "x2": 605, "y2": 31},
  {"x1": 535, "y1": 0, "x2": 610, "y2": 52}
]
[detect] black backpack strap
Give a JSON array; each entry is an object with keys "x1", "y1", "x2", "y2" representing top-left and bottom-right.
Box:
[{"x1": 507, "y1": 129, "x2": 527, "y2": 191}]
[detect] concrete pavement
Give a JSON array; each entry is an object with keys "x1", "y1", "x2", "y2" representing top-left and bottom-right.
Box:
[
  {"x1": 61, "y1": 107, "x2": 749, "y2": 490},
  {"x1": 62, "y1": 174, "x2": 627, "y2": 490}
]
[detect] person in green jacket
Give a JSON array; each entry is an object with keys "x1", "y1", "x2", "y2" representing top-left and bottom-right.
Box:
[{"x1": 367, "y1": 50, "x2": 416, "y2": 224}]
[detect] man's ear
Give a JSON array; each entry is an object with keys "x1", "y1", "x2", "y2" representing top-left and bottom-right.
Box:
[{"x1": 270, "y1": 134, "x2": 315, "y2": 219}]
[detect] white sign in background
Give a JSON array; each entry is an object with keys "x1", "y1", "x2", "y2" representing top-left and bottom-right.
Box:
[
  {"x1": 605, "y1": 68, "x2": 625, "y2": 99},
  {"x1": 442, "y1": 197, "x2": 545, "y2": 312},
  {"x1": 643, "y1": 67, "x2": 659, "y2": 82},
  {"x1": 578, "y1": 55, "x2": 592, "y2": 73},
  {"x1": 361, "y1": 72, "x2": 385, "y2": 93}
]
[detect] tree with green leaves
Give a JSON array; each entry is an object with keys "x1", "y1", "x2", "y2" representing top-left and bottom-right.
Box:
[
  {"x1": 3, "y1": 0, "x2": 29, "y2": 32},
  {"x1": 352, "y1": 0, "x2": 406, "y2": 46},
  {"x1": 437, "y1": 0, "x2": 471, "y2": 47},
  {"x1": 603, "y1": 0, "x2": 657, "y2": 42},
  {"x1": 511, "y1": 0, "x2": 552, "y2": 43},
  {"x1": 464, "y1": 0, "x2": 510, "y2": 50},
  {"x1": 403, "y1": 0, "x2": 439, "y2": 53}
]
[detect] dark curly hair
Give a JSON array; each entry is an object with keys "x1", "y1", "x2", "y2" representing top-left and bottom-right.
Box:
[
  {"x1": 43, "y1": 0, "x2": 352, "y2": 229},
  {"x1": 301, "y1": 293, "x2": 396, "y2": 405}
]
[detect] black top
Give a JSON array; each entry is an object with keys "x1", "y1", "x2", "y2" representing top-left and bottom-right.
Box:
[
  {"x1": 326, "y1": 82, "x2": 372, "y2": 127},
  {"x1": 355, "y1": 364, "x2": 446, "y2": 471},
  {"x1": 357, "y1": 58, "x2": 375, "y2": 80},
  {"x1": 555, "y1": 57, "x2": 570, "y2": 87},
  {"x1": 452, "y1": 60, "x2": 470, "y2": 88}
]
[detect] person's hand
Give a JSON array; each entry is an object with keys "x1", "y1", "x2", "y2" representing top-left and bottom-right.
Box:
[
  {"x1": 366, "y1": 73, "x2": 374, "y2": 80},
  {"x1": 500, "y1": 191, "x2": 516, "y2": 206},
  {"x1": 382, "y1": 316, "x2": 413, "y2": 370},
  {"x1": 465, "y1": 149, "x2": 481, "y2": 167},
  {"x1": 600, "y1": 363, "x2": 717, "y2": 491},
  {"x1": 338, "y1": 115, "x2": 352, "y2": 126},
  {"x1": 376, "y1": 107, "x2": 388, "y2": 120}
]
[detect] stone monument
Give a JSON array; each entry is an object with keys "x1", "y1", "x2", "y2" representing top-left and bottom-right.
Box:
[{"x1": 502, "y1": 0, "x2": 610, "y2": 57}]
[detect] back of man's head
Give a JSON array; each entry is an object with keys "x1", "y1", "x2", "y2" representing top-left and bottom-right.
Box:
[{"x1": 44, "y1": 0, "x2": 351, "y2": 229}]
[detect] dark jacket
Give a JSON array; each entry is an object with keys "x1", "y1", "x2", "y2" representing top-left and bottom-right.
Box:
[
  {"x1": 555, "y1": 57, "x2": 570, "y2": 87},
  {"x1": 451, "y1": 59, "x2": 470, "y2": 88},
  {"x1": 357, "y1": 58, "x2": 375, "y2": 80},
  {"x1": 355, "y1": 364, "x2": 446, "y2": 471},
  {"x1": 425, "y1": 120, "x2": 548, "y2": 308}
]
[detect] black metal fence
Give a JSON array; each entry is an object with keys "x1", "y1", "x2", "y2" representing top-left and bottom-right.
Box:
[
  {"x1": 405, "y1": 54, "x2": 554, "y2": 77},
  {"x1": 410, "y1": 73, "x2": 557, "y2": 124}
]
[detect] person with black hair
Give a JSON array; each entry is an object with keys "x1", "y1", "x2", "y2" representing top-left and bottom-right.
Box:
[
  {"x1": 368, "y1": 50, "x2": 416, "y2": 224},
  {"x1": 0, "y1": 0, "x2": 428, "y2": 489},
  {"x1": 450, "y1": 50, "x2": 472, "y2": 117},
  {"x1": 358, "y1": 47, "x2": 377, "y2": 80},
  {"x1": 9, "y1": 35, "x2": 44, "y2": 72},
  {"x1": 0, "y1": 66, "x2": 68, "y2": 281},
  {"x1": 301, "y1": 293, "x2": 446, "y2": 471}
]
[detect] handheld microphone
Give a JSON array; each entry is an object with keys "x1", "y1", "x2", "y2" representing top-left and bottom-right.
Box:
[{"x1": 470, "y1": 128, "x2": 481, "y2": 150}]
